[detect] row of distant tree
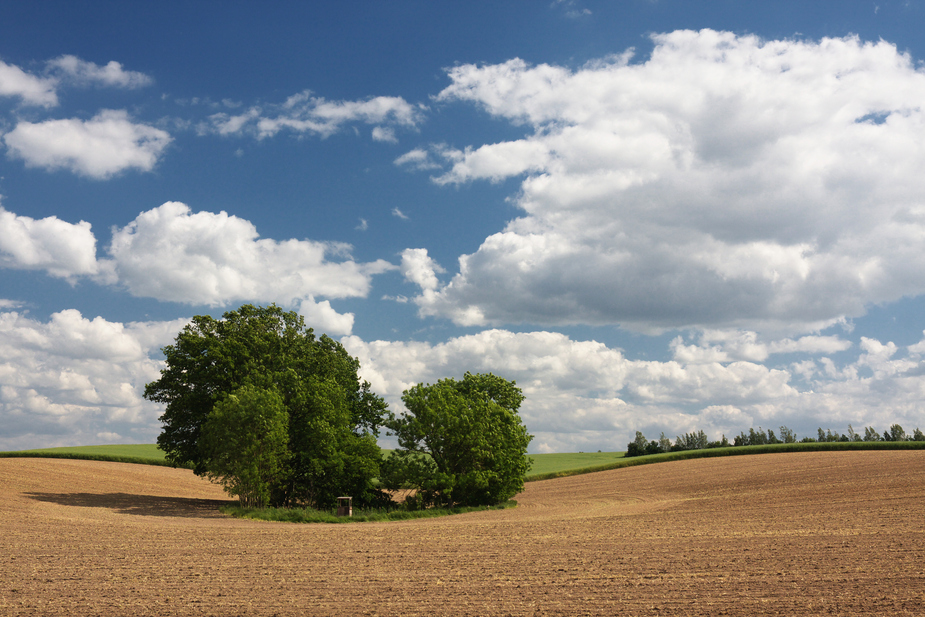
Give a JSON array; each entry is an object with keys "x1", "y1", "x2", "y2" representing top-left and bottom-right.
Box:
[{"x1": 626, "y1": 424, "x2": 925, "y2": 457}]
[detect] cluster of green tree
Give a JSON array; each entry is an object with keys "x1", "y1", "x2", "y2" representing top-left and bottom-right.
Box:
[
  {"x1": 626, "y1": 430, "x2": 729, "y2": 457},
  {"x1": 145, "y1": 305, "x2": 532, "y2": 511},
  {"x1": 626, "y1": 423, "x2": 925, "y2": 457}
]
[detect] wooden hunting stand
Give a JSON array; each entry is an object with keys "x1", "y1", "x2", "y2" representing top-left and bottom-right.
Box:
[{"x1": 336, "y1": 496, "x2": 353, "y2": 517}]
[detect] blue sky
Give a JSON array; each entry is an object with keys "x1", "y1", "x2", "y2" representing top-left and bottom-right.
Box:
[{"x1": 3, "y1": 0, "x2": 925, "y2": 452}]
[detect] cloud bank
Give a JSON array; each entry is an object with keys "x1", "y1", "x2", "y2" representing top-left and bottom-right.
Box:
[
  {"x1": 344, "y1": 328, "x2": 925, "y2": 453},
  {"x1": 0, "y1": 310, "x2": 187, "y2": 451},
  {"x1": 401, "y1": 30, "x2": 925, "y2": 335},
  {"x1": 7, "y1": 311, "x2": 923, "y2": 454}
]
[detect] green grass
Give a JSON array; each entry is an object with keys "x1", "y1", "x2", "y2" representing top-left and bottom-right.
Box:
[
  {"x1": 222, "y1": 500, "x2": 518, "y2": 524},
  {"x1": 0, "y1": 443, "x2": 187, "y2": 468},
  {"x1": 524, "y1": 440, "x2": 925, "y2": 481},
  {"x1": 526, "y1": 451, "x2": 624, "y2": 478},
  {"x1": 10, "y1": 444, "x2": 167, "y2": 459}
]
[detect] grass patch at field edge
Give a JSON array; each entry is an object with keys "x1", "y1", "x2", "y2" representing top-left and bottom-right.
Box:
[{"x1": 222, "y1": 500, "x2": 518, "y2": 523}]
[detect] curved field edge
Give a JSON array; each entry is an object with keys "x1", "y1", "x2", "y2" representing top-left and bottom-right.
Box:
[
  {"x1": 523, "y1": 440, "x2": 925, "y2": 481},
  {"x1": 5, "y1": 441, "x2": 924, "y2": 481}
]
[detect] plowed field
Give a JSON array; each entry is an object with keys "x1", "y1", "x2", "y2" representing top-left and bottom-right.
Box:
[{"x1": 2, "y1": 451, "x2": 923, "y2": 616}]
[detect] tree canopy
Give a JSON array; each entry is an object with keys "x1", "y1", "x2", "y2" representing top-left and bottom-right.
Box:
[
  {"x1": 382, "y1": 372, "x2": 533, "y2": 508},
  {"x1": 144, "y1": 304, "x2": 388, "y2": 508}
]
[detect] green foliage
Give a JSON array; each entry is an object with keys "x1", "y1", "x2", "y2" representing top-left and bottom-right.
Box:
[
  {"x1": 658, "y1": 432, "x2": 672, "y2": 453},
  {"x1": 779, "y1": 425, "x2": 797, "y2": 443},
  {"x1": 887, "y1": 424, "x2": 907, "y2": 442},
  {"x1": 677, "y1": 430, "x2": 709, "y2": 450},
  {"x1": 199, "y1": 385, "x2": 289, "y2": 508},
  {"x1": 814, "y1": 427, "x2": 848, "y2": 443},
  {"x1": 144, "y1": 304, "x2": 388, "y2": 509},
  {"x1": 383, "y1": 372, "x2": 533, "y2": 508},
  {"x1": 625, "y1": 431, "x2": 648, "y2": 457}
]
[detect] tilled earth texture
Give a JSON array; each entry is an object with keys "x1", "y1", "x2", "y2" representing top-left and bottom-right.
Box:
[{"x1": 2, "y1": 451, "x2": 924, "y2": 616}]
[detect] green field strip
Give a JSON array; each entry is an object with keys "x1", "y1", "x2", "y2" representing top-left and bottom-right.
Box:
[
  {"x1": 11, "y1": 444, "x2": 166, "y2": 459},
  {"x1": 3, "y1": 440, "x2": 924, "y2": 479},
  {"x1": 526, "y1": 451, "x2": 625, "y2": 477},
  {"x1": 0, "y1": 443, "x2": 189, "y2": 468},
  {"x1": 523, "y1": 440, "x2": 925, "y2": 481}
]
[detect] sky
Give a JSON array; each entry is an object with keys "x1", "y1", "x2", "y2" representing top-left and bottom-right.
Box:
[{"x1": 3, "y1": 0, "x2": 925, "y2": 453}]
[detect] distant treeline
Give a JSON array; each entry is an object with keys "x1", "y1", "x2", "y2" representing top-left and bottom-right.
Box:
[{"x1": 625, "y1": 424, "x2": 925, "y2": 458}]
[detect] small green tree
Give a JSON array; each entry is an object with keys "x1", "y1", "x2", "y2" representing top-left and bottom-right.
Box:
[
  {"x1": 779, "y1": 425, "x2": 797, "y2": 443},
  {"x1": 658, "y1": 432, "x2": 672, "y2": 453},
  {"x1": 887, "y1": 424, "x2": 907, "y2": 442},
  {"x1": 625, "y1": 431, "x2": 649, "y2": 457},
  {"x1": 199, "y1": 385, "x2": 289, "y2": 508},
  {"x1": 382, "y1": 372, "x2": 533, "y2": 508}
]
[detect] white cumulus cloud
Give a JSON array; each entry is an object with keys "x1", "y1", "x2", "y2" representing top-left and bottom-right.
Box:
[
  {"x1": 401, "y1": 248, "x2": 445, "y2": 291},
  {"x1": 404, "y1": 30, "x2": 925, "y2": 335},
  {"x1": 0, "y1": 59, "x2": 58, "y2": 106},
  {"x1": 297, "y1": 297, "x2": 355, "y2": 337},
  {"x1": 0, "y1": 206, "x2": 100, "y2": 279},
  {"x1": 105, "y1": 202, "x2": 393, "y2": 332},
  {"x1": 4, "y1": 110, "x2": 172, "y2": 179}
]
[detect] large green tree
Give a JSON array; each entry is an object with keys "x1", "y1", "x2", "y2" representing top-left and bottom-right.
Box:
[
  {"x1": 144, "y1": 304, "x2": 388, "y2": 508},
  {"x1": 382, "y1": 372, "x2": 533, "y2": 508}
]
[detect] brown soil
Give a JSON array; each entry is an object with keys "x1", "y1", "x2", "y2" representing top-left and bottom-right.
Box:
[{"x1": 1, "y1": 451, "x2": 923, "y2": 616}]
